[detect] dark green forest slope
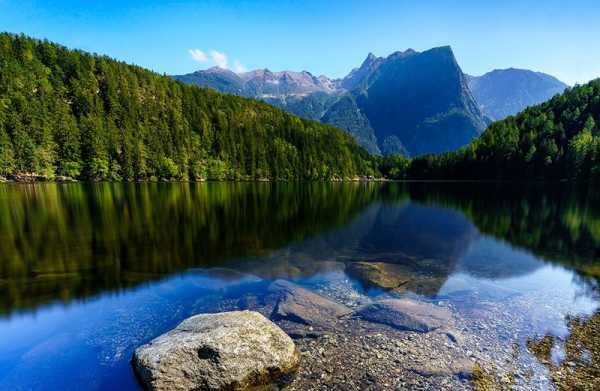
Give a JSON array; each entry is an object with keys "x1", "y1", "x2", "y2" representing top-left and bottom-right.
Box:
[
  {"x1": 0, "y1": 34, "x2": 376, "y2": 181},
  {"x1": 407, "y1": 79, "x2": 600, "y2": 180}
]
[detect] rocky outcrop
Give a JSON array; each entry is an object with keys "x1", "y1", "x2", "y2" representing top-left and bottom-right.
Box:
[
  {"x1": 132, "y1": 311, "x2": 299, "y2": 391},
  {"x1": 268, "y1": 279, "x2": 351, "y2": 327},
  {"x1": 354, "y1": 299, "x2": 453, "y2": 332}
]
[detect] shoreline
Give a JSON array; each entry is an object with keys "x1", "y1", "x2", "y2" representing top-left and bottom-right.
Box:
[
  {"x1": 0, "y1": 174, "x2": 389, "y2": 184},
  {"x1": 0, "y1": 176, "x2": 590, "y2": 185}
]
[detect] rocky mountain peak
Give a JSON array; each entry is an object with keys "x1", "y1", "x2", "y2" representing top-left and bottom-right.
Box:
[
  {"x1": 364, "y1": 52, "x2": 377, "y2": 65},
  {"x1": 340, "y1": 52, "x2": 384, "y2": 90}
]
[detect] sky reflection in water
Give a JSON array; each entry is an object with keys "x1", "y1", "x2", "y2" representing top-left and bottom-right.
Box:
[{"x1": 0, "y1": 182, "x2": 599, "y2": 390}]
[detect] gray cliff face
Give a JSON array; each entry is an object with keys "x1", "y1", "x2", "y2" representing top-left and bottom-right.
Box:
[{"x1": 346, "y1": 46, "x2": 488, "y2": 156}]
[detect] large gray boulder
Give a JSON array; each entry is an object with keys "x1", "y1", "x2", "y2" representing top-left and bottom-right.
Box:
[
  {"x1": 133, "y1": 311, "x2": 300, "y2": 391},
  {"x1": 354, "y1": 299, "x2": 453, "y2": 332}
]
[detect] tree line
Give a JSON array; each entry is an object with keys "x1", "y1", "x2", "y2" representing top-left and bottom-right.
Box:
[{"x1": 0, "y1": 33, "x2": 377, "y2": 181}]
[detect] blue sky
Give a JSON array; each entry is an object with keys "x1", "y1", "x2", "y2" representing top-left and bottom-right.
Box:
[{"x1": 1, "y1": 0, "x2": 599, "y2": 85}]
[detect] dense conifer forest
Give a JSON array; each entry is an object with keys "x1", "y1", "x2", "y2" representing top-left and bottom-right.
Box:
[{"x1": 0, "y1": 33, "x2": 376, "y2": 181}]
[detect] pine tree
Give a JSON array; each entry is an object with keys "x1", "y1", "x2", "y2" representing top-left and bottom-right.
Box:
[{"x1": 0, "y1": 33, "x2": 375, "y2": 181}]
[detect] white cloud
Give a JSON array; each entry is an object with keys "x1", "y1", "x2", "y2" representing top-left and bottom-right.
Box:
[
  {"x1": 188, "y1": 49, "x2": 207, "y2": 62},
  {"x1": 233, "y1": 59, "x2": 247, "y2": 73},
  {"x1": 189, "y1": 48, "x2": 243, "y2": 71},
  {"x1": 210, "y1": 50, "x2": 228, "y2": 69}
]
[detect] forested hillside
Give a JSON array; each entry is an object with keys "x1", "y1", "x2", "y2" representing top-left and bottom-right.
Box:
[
  {"x1": 407, "y1": 79, "x2": 600, "y2": 180},
  {"x1": 0, "y1": 34, "x2": 375, "y2": 181}
]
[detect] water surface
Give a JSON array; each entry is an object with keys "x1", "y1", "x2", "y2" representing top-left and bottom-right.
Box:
[{"x1": 0, "y1": 182, "x2": 599, "y2": 390}]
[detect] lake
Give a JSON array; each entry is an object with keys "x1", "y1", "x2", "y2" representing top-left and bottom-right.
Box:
[{"x1": 0, "y1": 182, "x2": 599, "y2": 390}]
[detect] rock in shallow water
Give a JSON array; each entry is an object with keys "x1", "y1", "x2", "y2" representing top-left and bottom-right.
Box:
[
  {"x1": 132, "y1": 310, "x2": 300, "y2": 391},
  {"x1": 346, "y1": 261, "x2": 413, "y2": 289},
  {"x1": 408, "y1": 357, "x2": 474, "y2": 379},
  {"x1": 354, "y1": 299, "x2": 453, "y2": 332},
  {"x1": 268, "y1": 279, "x2": 351, "y2": 327}
]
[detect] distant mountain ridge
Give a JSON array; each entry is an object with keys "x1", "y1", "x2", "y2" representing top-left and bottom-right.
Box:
[
  {"x1": 468, "y1": 68, "x2": 568, "y2": 120},
  {"x1": 175, "y1": 48, "x2": 566, "y2": 157},
  {"x1": 174, "y1": 67, "x2": 338, "y2": 98}
]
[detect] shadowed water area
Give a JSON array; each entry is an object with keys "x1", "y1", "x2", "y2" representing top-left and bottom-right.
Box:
[{"x1": 0, "y1": 182, "x2": 599, "y2": 390}]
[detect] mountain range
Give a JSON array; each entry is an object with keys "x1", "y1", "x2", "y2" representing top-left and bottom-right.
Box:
[
  {"x1": 175, "y1": 48, "x2": 567, "y2": 157},
  {"x1": 1, "y1": 33, "x2": 593, "y2": 183}
]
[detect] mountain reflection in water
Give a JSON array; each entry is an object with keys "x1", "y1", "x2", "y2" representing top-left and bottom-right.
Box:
[
  {"x1": 0, "y1": 182, "x2": 599, "y2": 390},
  {"x1": 1, "y1": 182, "x2": 598, "y2": 315}
]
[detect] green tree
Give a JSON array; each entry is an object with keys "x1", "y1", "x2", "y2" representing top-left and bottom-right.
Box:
[{"x1": 0, "y1": 33, "x2": 376, "y2": 181}]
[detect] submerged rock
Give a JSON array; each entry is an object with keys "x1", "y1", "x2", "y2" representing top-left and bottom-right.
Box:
[
  {"x1": 354, "y1": 299, "x2": 453, "y2": 332},
  {"x1": 132, "y1": 310, "x2": 299, "y2": 391},
  {"x1": 409, "y1": 357, "x2": 474, "y2": 379},
  {"x1": 268, "y1": 280, "x2": 351, "y2": 327},
  {"x1": 346, "y1": 260, "x2": 451, "y2": 297},
  {"x1": 346, "y1": 261, "x2": 412, "y2": 289}
]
